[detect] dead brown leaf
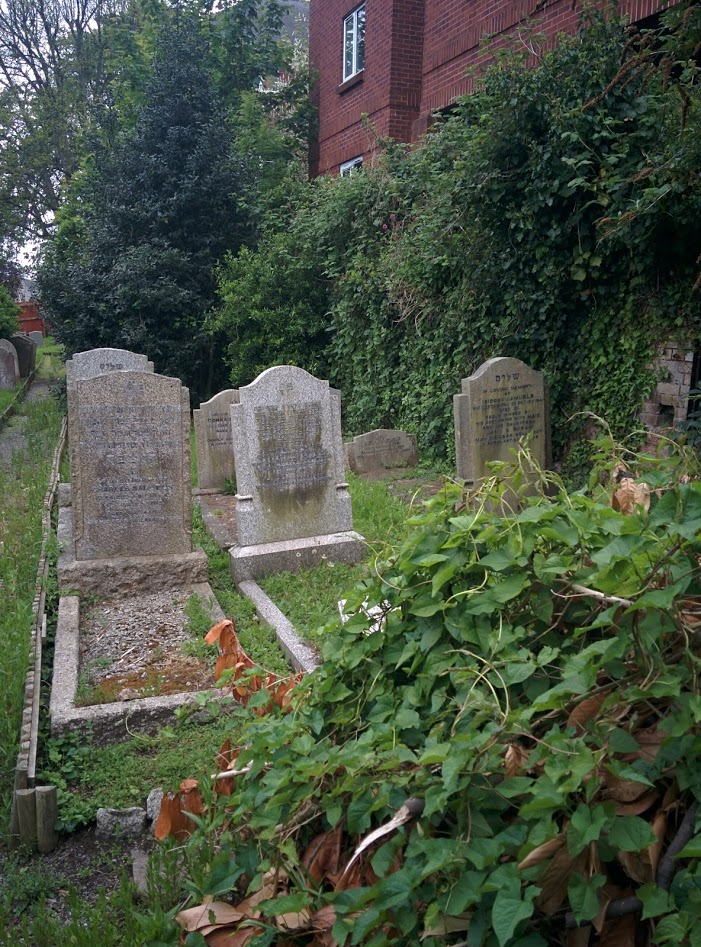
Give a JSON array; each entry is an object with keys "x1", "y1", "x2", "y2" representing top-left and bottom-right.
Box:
[
  {"x1": 177, "y1": 901, "x2": 250, "y2": 932},
  {"x1": 205, "y1": 926, "x2": 265, "y2": 947},
  {"x1": 504, "y1": 742, "x2": 529, "y2": 778},
  {"x1": 518, "y1": 834, "x2": 566, "y2": 871},
  {"x1": 614, "y1": 790, "x2": 659, "y2": 816},
  {"x1": 598, "y1": 912, "x2": 637, "y2": 947},
  {"x1": 567, "y1": 693, "x2": 609, "y2": 735},
  {"x1": 153, "y1": 792, "x2": 192, "y2": 841},
  {"x1": 616, "y1": 848, "x2": 653, "y2": 885},
  {"x1": 612, "y1": 478, "x2": 650, "y2": 515},
  {"x1": 605, "y1": 773, "x2": 652, "y2": 804},
  {"x1": 535, "y1": 843, "x2": 584, "y2": 916},
  {"x1": 302, "y1": 825, "x2": 343, "y2": 884},
  {"x1": 567, "y1": 926, "x2": 591, "y2": 947},
  {"x1": 205, "y1": 619, "x2": 236, "y2": 646}
]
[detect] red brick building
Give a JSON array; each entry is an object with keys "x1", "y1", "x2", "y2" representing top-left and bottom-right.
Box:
[{"x1": 309, "y1": 0, "x2": 664, "y2": 177}]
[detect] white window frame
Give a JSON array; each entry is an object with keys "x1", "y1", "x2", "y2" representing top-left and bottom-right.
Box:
[
  {"x1": 340, "y1": 156, "x2": 363, "y2": 177},
  {"x1": 343, "y1": 4, "x2": 366, "y2": 82}
]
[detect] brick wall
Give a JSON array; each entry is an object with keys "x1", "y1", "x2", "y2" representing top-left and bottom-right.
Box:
[
  {"x1": 640, "y1": 342, "x2": 696, "y2": 430},
  {"x1": 310, "y1": 0, "x2": 668, "y2": 176}
]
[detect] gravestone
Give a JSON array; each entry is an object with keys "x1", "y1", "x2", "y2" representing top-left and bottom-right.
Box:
[
  {"x1": 193, "y1": 389, "x2": 239, "y2": 491},
  {"x1": 59, "y1": 368, "x2": 207, "y2": 593},
  {"x1": 229, "y1": 365, "x2": 364, "y2": 580},
  {"x1": 28, "y1": 331, "x2": 44, "y2": 347},
  {"x1": 345, "y1": 428, "x2": 418, "y2": 474},
  {"x1": 10, "y1": 333, "x2": 37, "y2": 377},
  {"x1": 0, "y1": 339, "x2": 19, "y2": 390},
  {"x1": 454, "y1": 357, "x2": 550, "y2": 489}
]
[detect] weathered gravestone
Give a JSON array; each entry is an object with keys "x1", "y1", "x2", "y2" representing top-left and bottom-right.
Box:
[
  {"x1": 58, "y1": 369, "x2": 207, "y2": 593},
  {"x1": 0, "y1": 340, "x2": 19, "y2": 390},
  {"x1": 10, "y1": 333, "x2": 37, "y2": 377},
  {"x1": 345, "y1": 428, "x2": 418, "y2": 475},
  {"x1": 28, "y1": 331, "x2": 44, "y2": 347},
  {"x1": 193, "y1": 389, "x2": 239, "y2": 491},
  {"x1": 229, "y1": 366, "x2": 364, "y2": 580},
  {"x1": 454, "y1": 357, "x2": 550, "y2": 491}
]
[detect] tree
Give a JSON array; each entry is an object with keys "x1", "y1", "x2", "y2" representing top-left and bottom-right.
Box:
[
  {"x1": 39, "y1": 12, "x2": 254, "y2": 399},
  {"x1": 0, "y1": 285, "x2": 19, "y2": 337}
]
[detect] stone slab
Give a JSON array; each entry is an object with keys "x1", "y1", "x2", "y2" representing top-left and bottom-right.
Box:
[
  {"x1": 194, "y1": 389, "x2": 239, "y2": 490},
  {"x1": 50, "y1": 585, "x2": 226, "y2": 743},
  {"x1": 230, "y1": 530, "x2": 365, "y2": 581},
  {"x1": 10, "y1": 333, "x2": 37, "y2": 377},
  {"x1": 70, "y1": 371, "x2": 192, "y2": 561},
  {"x1": 345, "y1": 428, "x2": 418, "y2": 474},
  {"x1": 231, "y1": 366, "x2": 353, "y2": 547},
  {"x1": 236, "y1": 580, "x2": 319, "y2": 673},
  {"x1": 454, "y1": 357, "x2": 550, "y2": 488},
  {"x1": 0, "y1": 339, "x2": 19, "y2": 389}
]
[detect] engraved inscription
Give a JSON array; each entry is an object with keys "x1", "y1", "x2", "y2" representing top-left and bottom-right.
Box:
[
  {"x1": 472, "y1": 381, "x2": 545, "y2": 449},
  {"x1": 253, "y1": 403, "x2": 329, "y2": 494},
  {"x1": 206, "y1": 411, "x2": 232, "y2": 449}
]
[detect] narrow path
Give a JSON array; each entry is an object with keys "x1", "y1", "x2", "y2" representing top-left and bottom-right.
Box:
[{"x1": 0, "y1": 378, "x2": 54, "y2": 469}]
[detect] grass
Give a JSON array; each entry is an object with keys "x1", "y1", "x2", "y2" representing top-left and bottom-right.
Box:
[
  {"x1": 0, "y1": 364, "x2": 64, "y2": 831},
  {"x1": 0, "y1": 383, "x2": 22, "y2": 414},
  {"x1": 258, "y1": 471, "x2": 435, "y2": 640}
]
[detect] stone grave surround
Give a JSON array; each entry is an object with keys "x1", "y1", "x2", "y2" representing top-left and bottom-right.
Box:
[
  {"x1": 454, "y1": 356, "x2": 550, "y2": 491},
  {"x1": 10, "y1": 333, "x2": 37, "y2": 377},
  {"x1": 0, "y1": 339, "x2": 19, "y2": 389},
  {"x1": 345, "y1": 428, "x2": 418, "y2": 474},
  {"x1": 229, "y1": 365, "x2": 365, "y2": 580},
  {"x1": 193, "y1": 389, "x2": 239, "y2": 491},
  {"x1": 58, "y1": 369, "x2": 207, "y2": 594}
]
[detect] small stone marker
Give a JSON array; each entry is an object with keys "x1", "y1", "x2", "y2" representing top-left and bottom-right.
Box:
[
  {"x1": 71, "y1": 371, "x2": 192, "y2": 561},
  {"x1": 229, "y1": 365, "x2": 364, "y2": 579},
  {"x1": 454, "y1": 357, "x2": 550, "y2": 489},
  {"x1": 10, "y1": 333, "x2": 37, "y2": 377},
  {"x1": 0, "y1": 339, "x2": 19, "y2": 389},
  {"x1": 193, "y1": 389, "x2": 239, "y2": 490},
  {"x1": 345, "y1": 428, "x2": 418, "y2": 474},
  {"x1": 28, "y1": 331, "x2": 44, "y2": 347}
]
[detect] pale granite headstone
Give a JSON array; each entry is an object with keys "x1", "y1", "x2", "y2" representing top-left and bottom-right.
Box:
[
  {"x1": 454, "y1": 357, "x2": 550, "y2": 487},
  {"x1": 71, "y1": 371, "x2": 192, "y2": 561},
  {"x1": 345, "y1": 428, "x2": 418, "y2": 474},
  {"x1": 28, "y1": 331, "x2": 44, "y2": 347},
  {"x1": 10, "y1": 333, "x2": 37, "y2": 377},
  {"x1": 229, "y1": 366, "x2": 364, "y2": 579},
  {"x1": 193, "y1": 389, "x2": 239, "y2": 490},
  {"x1": 0, "y1": 339, "x2": 19, "y2": 389}
]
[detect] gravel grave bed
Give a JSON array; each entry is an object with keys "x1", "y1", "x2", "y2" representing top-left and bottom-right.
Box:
[{"x1": 79, "y1": 588, "x2": 215, "y2": 703}]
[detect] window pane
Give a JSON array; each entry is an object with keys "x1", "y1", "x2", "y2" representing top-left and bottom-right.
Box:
[
  {"x1": 356, "y1": 6, "x2": 366, "y2": 73},
  {"x1": 344, "y1": 16, "x2": 354, "y2": 79}
]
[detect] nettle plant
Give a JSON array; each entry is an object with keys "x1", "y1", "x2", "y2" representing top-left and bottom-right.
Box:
[{"x1": 162, "y1": 437, "x2": 701, "y2": 947}]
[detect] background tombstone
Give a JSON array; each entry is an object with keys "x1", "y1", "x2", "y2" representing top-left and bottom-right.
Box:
[
  {"x1": 230, "y1": 365, "x2": 364, "y2": 579},
  {"x1": 193, "y1": 389, "x2": 239, "y2": 491},
  {"x1": 454, "y1": 356, "x2": 550, "y2": 492},
  {"x1": 10, "y1": 333, "x2": 37, "y2": 377},
  {"x1": 345, "y1": 428, "x2": 418, "y2": 475},
  {"x1": 0, "y1": 339, "x2": 19, "y2": 390},
  {"x1": 72, "y1": 371, "x2": 192, "y2": 561},
  {"x1": 28, "y1": 331, "x2": 44, "y2": 347}
]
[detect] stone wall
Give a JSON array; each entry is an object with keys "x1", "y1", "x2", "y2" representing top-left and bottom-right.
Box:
[{"x1": 640, "y1": 342, "x2": 696, "y2": 430}]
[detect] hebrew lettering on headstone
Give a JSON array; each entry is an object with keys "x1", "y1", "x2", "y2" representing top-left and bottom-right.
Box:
[{"x1": 454, "y1": 356, "x2": 550, "y2": 490}]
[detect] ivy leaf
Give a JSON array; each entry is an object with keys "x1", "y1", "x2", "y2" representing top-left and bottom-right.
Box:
[
  {"x1": 567, "y1": 804, "x2": 611, "y2": 855},
  {"x1": 491, "y1": 883, "x2": 537, "y2": 946},
  {"x1": 607, "y1": 816, "x2": 657, "y2": 852},
  {"x1": 637, "y1": 882, "x2": 676, "y2": 920},
  {"x1": 568, "y1": 873, "x2": 606, "y2": 924}
]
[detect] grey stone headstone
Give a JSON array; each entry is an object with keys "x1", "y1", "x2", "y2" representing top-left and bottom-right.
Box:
[
  {"x1": 193, "y1": 389, "x2": 239, "y2": 490},
  {"x1": 345, "y1": 428, "x2": 418, "y2": 474},
  {"x1": 71, "y1": 371, "x2": 192, "y2": 561},
  {"x1": 231, "y1": 365, "x2": 353, "y2": 546},
  {"x1": 10, "y1": 333, "x2": 37, "y2": 377},
  {"x1": 0, "y1": 339, "x2": 19, "y2": 390},
  {"x1": 28, "y1": 331, "x2": 44, "y2": 347},
  {"x1": 454, "y1": 357, "x2": 550, "y2": 488}
]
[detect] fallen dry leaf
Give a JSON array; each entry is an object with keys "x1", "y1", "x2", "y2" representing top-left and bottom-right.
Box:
[
  {"x1": 567, "y1": 692, "x2": 609, "y2": 735},
  {"x1": 205, "y1": 926, "x2": 265, "y2": 947},
  {"x1": 302, "y1": 825, "x2": 344, "y2": 884},
  {"x1": 504, "y1": 742, "x2": 529, "y2": 777},
  {"x1": 518, "y1": 834, "x2": 566, "y2": 871},
  {"x1": 612, "y1": 477, "x2": 650, "y2": 515}
]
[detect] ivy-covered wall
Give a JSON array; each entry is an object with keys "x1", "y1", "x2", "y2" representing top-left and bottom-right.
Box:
[{"x1": 214, "y1": 9, "x2": 701, "y2": 476}]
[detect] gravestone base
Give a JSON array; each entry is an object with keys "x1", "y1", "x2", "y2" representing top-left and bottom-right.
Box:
[
  {"x1": 57, "y1": 504, "x2": 207, "y2": 595},
  {"x1": 230, "y1": 531, "x2": 365, "y2": 582}
]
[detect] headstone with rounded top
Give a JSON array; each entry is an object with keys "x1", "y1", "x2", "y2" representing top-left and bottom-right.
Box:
[
  {"x1": 10, "y1": 333, "x2": 37, "y2": 377},
  {"x1": 229, "y1": 365, "x2": 364, "y2": 580},
  {"x1": 345, "y1": 428, "x2": 418, "y2": 475},
  {"x1": 454, "y1": 356, "x2": 550, "y2": 493},
  {"x1": 28, "y1": 331, "x2": 44, "y2": 347},
  {"x1": 0, "y1": 339, "x2": 19, "y2": 390},
  {"x1": 193, "y1": 389, "x2": 239, "y2": 491}
]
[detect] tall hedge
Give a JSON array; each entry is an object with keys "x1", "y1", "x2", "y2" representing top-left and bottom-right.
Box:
[{"x1": 215, "y1": 10, "x2": 701, "y2": 473}]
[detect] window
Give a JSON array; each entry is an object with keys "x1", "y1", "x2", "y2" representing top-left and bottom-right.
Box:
[
  {"x1": 343, "y1": 5, "x2": 366, "y2": 82},
  {"x1": 340, "y1": 156, "x2": 363, "y2": 176}
]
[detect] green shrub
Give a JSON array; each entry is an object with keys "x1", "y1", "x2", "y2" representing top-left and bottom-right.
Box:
[{"x1": 0, "y1": 285, "x2": 20, "y2": 339}]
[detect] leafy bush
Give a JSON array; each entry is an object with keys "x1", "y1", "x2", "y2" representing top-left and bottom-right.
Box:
[
  {"x1": 165, "y1": 438, "x2": 701, "y2": 945},
  {"x1": 0, "y1": 285, "x2": 19, "y2": 339}
]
